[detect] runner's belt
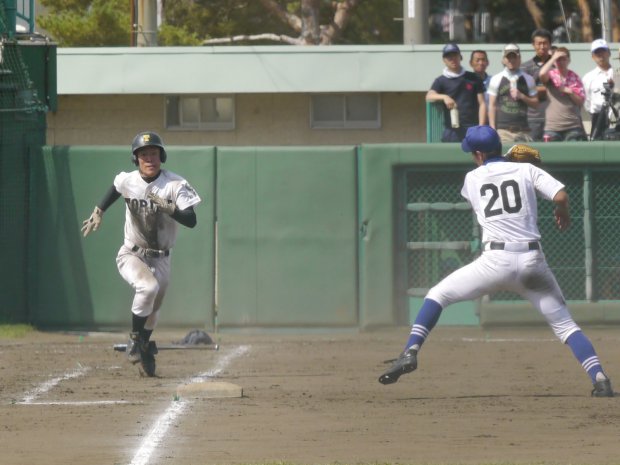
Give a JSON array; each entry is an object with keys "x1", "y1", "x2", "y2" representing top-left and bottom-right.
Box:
[{"x1": 131, "y1": 245, "x2": 170, "y2": 258}]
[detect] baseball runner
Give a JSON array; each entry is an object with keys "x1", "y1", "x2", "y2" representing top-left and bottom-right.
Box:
[
  {"x1": 379, "y1": 125, "x2": 614, "y2": 397},
  {"x1": 81, "y1": 132, "x2": 201, "y2": 377}
]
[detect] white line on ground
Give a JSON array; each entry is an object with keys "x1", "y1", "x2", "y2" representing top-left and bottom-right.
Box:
[
  {"x1": 129, "y1": 345, "x2": 250, "y2": 465},
  {"x1": 20, "y1": 400, "x2": 134, "y2": 406},
  {"x1": 19, "y1": 365, "x2": 91, "y2": 404},
  {"x1": 460, "y1": 337, "x2": 556, "y2": 342}
]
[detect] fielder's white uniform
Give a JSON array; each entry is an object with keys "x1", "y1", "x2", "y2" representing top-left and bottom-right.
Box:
[
  {"x1": 426, "y1": 159, "x2": 580, "y2": 342},
  {"x1": 113, "y1": 169, "x2": 201, "y2": 329}
]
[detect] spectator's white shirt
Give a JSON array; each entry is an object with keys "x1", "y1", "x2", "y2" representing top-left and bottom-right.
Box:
[
  {"x1": 582, "y1": 66, "x2": 614, "y2": 114},
  {"x1": 487, "y1": 68, "x2": 537, "y2": 97}
]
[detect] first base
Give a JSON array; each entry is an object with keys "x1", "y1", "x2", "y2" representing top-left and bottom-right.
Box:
[{"x1": 176, "y1": 381, "x2": 242, "y2": 399}]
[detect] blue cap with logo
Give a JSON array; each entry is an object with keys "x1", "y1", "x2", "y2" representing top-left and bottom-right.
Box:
[
  {"x1": 442, "y1": 43, "x2": 461, "y2": 56},
  {"x1": 461, "y1": 125, "x2": 502, "y2": 154}
]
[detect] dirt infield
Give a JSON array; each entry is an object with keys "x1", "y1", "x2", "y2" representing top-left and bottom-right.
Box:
[{"x1": 1, "y1": 326, "x2": 619, "y2": 465}]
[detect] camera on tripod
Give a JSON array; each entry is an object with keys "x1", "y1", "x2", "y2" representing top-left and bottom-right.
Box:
[
  {"x1": 601, "y1": 82, "x2": 614, "y2": 104},
  {"x1": 591, "y1": 81, "x2": 620, "y2": 141}
]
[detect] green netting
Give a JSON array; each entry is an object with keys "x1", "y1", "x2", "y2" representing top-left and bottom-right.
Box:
[
  {"x1": 1, "y1": 2, "x2": 47, "y2": 323},
  {"x1": 405, "y1": 166, "x2": 620, "y2": 303},
  {"x1": 406, "y1": 170, "x2": 479, "y2": 294}
]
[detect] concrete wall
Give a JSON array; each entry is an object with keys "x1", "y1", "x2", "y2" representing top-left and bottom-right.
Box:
[{"x1": 46, "y1": 92, "x2": 427, "y2": 146}]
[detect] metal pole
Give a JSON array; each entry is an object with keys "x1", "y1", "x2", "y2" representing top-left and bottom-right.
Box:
[
  {"x1": 600, "y1": 0, "x2": 612, "y2": 42},
  {"x1": 403, "y1": 0, "x2": 429, "y2": 45},
  {"x1": 137, "y1": 0, "x2": 158, "y2": 47},
  {"x1": 583, "y1": 170, "x2": 593, "y2": 301},
  {"x1": 3, "y1": 0, "x2": 17, "y2": 38}
]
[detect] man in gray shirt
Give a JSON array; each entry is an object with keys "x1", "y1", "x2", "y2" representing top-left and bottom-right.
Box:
[{"x1": 522, "y1": 28, "x2": 553, "y2": 141}]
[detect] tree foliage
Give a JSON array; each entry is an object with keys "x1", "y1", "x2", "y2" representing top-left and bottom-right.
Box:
[
  {"x1": 38, "y1": 0, "x2": 131, "y2": 46},
  {"x1": 35, "y1": 0, "x2": 620, "y2": 47},
  {"x1": 162, "y1": 0, "x2": 403, "y2": 46},
  {"x1": 429, "y1": 0, "x2": 614, "y2": 44},
  {"x1": 37, "y1": 0, "x2": 403, "y2": 46}
]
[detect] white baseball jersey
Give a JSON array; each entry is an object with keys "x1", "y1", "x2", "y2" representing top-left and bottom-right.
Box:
[
  {"x1": 461, "y1": 160, "x2": 564, "y2": 242},
  {"x1": 426, "y1": 159, "x2": 580, "y2": 343},
  {"x1": 114, "y1": 169, "x2": 201, "y2": 251}
]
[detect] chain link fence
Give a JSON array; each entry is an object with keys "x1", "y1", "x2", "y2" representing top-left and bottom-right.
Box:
[{"x1": 405, "y1": 166, "x2": 620, "y2": 304}]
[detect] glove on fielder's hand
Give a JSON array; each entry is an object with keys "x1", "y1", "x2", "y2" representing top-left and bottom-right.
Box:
[
  {"x1": 503, "y1": 144, "x2": 542, "y2": 165},
  {"x1": 147, "y1": 192, "x2": 176, "y2": 215},
  {"x1": 81, "y1": 206, "x2": 103, "y2": 237}
]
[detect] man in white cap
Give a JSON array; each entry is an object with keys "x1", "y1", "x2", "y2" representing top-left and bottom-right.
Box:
[
  {"x1": 487, "y1": 43, "x2": 539, "y2": 143},
  {"x1": 582, "y1": 39, "x2": 615, "y2": 140}
]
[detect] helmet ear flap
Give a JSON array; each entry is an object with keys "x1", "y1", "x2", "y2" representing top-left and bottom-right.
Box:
[
  {"x1": 131, "y1": 153, "x2": 139, "y2": 165},
  {"x1": 160, "y1": 149, "x2": 167, "y2": 163}
]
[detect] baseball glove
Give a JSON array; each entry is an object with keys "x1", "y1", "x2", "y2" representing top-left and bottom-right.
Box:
[{"x1": 503, "y1": 144, "x2": 542, "y2": 165}]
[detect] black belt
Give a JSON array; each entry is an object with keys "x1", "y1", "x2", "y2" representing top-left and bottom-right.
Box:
[
  {"x1": 131, "y1": 245, "x2": 170, "y2": 258},
  {"x1": 488, "y1": 241, "x2": 539, "y2": 251}
]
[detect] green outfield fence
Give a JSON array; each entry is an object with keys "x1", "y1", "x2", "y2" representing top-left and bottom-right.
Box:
[
  {"x1": 0, "y1": 3, "x2": 49, "y2": 323},
  {"x1": 13, "y1": 142, "x2": 620, "y2": 331}
]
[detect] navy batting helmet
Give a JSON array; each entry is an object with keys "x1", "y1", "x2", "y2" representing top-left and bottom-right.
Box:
[{"x1": 131, "y1": 131, "x2": 167, "y2": 165}]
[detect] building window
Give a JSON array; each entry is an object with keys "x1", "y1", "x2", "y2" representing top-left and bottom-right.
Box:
[
  {"x1": 165, "y1": 95, "x2": 235, "y2": 130},
  {"x1": 310, "y1": 94, "x2": 380, "y2": 129}
]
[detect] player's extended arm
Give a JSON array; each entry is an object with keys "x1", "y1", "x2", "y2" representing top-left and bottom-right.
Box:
[
  {"x1": 81, "y1": 185, "x2": 122, "y2": 237},
  {"x1": 172, "y1": 206, "x2": 197, "y2": 228},
  {"x1": 553, "y1": 189, "x2": 570, "y2": 231},
  {"x1": 147, "y1": 193, "x2": 197, "y2": 228}
]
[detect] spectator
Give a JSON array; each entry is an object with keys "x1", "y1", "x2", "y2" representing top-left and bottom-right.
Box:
[
  {"x1": 539, "y1": 47, "x2": 587, "y2": 141},
  {"x1": 582, "y1": 39, "x2": 615, "y2": 140},
  {"x1": 470, "y1": 50, "x2": 491, "y2": 105},
  {"x1": 426, "y1": 43, "x2": 487, "y2": 142},
  {"x1": 522, "y1": 28, "x2": 554, "y2": 141},
  {"x1": 487, "y1": 43, "x2": 538, "y2": 143}
]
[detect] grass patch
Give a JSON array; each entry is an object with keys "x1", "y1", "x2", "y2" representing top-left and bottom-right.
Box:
[{"x1": 0, "y1": 324, "x2": 35, "y2": 338}]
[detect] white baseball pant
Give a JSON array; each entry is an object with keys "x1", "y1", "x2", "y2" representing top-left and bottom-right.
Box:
[
  {"x1": 426, "y1": 244, "x2": 581, "y2": 342},
  {"x1": 116, "y1": 245, "x2": 170, "y2": 330}
]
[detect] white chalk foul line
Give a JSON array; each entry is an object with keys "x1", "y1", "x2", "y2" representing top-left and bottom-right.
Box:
[
  {"x1": 21, "y1": 400, "x2": 134, "y2": 406},
  {"x1": 190, "y1": 344, "x2": 250, "y2": 382},
  {"x1": 129, "y1": 344, "x2": 250, "y2": 465},
  {"x1": 460, "y1": 337, "x2": 556, "y2": 343},
  {"x1": 19, "y1": 365, "x2": 91, "y2": 404}
]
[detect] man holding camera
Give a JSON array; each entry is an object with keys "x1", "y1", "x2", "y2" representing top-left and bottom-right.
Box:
[{"x1": 582, "y1": 39, "x2": 615, "y2": 140}]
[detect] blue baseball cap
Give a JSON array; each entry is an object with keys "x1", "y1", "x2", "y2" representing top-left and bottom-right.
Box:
[
  {"x1": 461, "y1": 125, "x2": 502, "y2": 153},
  {"x1": 442, "y1": 43, "x2": 461, "y2": 56}
]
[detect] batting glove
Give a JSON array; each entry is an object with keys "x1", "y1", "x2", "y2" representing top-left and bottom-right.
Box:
[
  {"x1": 147, "y1": 193, "x2": 176, "y2": 215},
  {"x1": 81, "y1": 206, "x2": 103, "y2": 237}
]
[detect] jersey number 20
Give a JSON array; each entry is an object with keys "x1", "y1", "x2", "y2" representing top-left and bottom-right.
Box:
[{"x1": 480, "y1": 180, "x2": 522, "y2": 218}]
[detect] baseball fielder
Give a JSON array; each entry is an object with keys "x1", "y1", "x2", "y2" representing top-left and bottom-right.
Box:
[
  {"x1": 81, "y1": 132, "x2": 201, "y2": 376},
  {"x1": 379, "y1": 125, "x2": 614, "y2": 397}
]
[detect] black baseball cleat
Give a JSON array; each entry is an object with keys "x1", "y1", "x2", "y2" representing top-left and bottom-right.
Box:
[
  {"x1": 139, "y1": 340, "x2": 158, "y2": 377},
  {"x1": 378, "y1": 348, "x2": 418, "y2": 385},
  {"x1": 591, "y1": 378, "x2": 614, "y2": 397},
  {"x1": 126, "y1": 332, "x2": 142, "y2": 364}
]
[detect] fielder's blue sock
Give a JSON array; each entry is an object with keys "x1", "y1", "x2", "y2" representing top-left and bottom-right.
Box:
[
  {"x1": 404, "y1": 298, "x2": 443, "y2": 351},
  {"x1": 566, "y1": 331, "x2": 607, "y2": 383}
]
